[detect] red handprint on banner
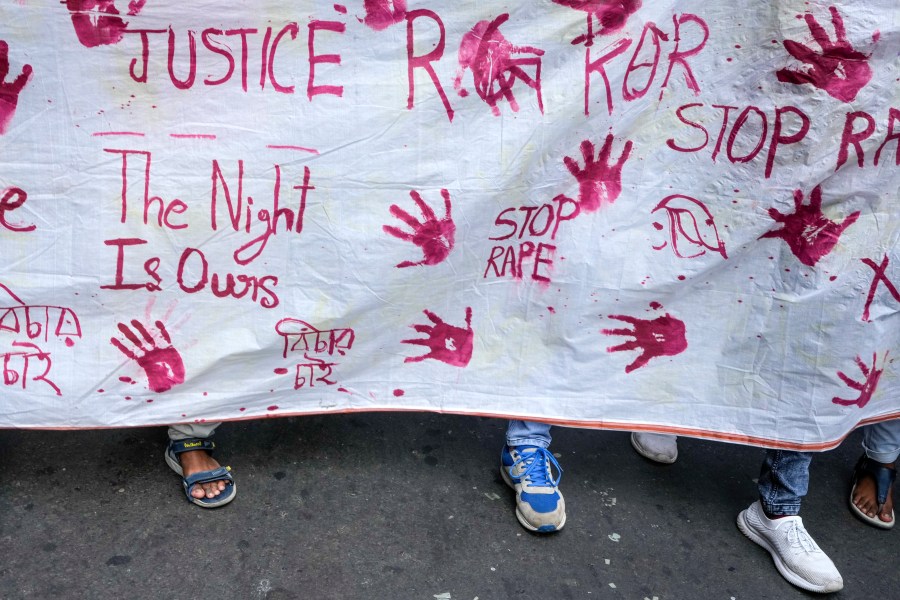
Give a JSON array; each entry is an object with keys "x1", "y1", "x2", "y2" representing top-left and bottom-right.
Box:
[
  {"x1": 454, "y1": 14, "x2": 545, "y2": 116},
  {"x1": 384, "y1": 189, "x2": 456, "y2": 268},
  {"x1": 776, "y1": 6, "x2": 873, "y2": 103},
  {"x1": 652, "y1": 194, "x2": 727, "y2": 259},
  {"x1": 111, "y1": 319, "x2": 185, "y2": 393},
  {"x1": 832, "y1": 352, "x2": 887, "y2": 409},
  {"x1": 758, "y1": 185, "x2": 859, "y2": 267},
  {"x1": 603, "y1": 310, "x2": 687, "y2": 373},
  {"x1": 0, "y1": 41, "x2": 33, "y2": 135},
  {"x1": 564, "y1": 135, "x2": 633, "y2": 213},
  {"x1": 64, "y1": 0, "x2": 147, "y2": 48},
  {"x1": 402, "y1": 307, "x2": 473, "y2": 367},
  {"x1": 361, "y1": 0, "x2": 407, "y2": 31},
  {"x1": 552, "y1": 0, "x2": 642, "y2": 45}
]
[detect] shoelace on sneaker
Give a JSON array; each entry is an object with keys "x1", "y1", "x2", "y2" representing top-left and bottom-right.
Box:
[
  {"x1": 510, "y1": 447, "x2": 563, "y2": 487},
  {"x1": 785, "y1": 520, "x2": 821, "y2": 554}
]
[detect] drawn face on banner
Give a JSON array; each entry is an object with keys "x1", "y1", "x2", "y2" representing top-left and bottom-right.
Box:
[{"x1": 651, "y1": 195, "x2": 728, "y2": 260}]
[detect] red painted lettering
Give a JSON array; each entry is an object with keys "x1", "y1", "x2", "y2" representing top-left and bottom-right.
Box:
[
  {"x1": 836, "y1": 111, "x2": 876, "y2": 170},
  {"x1": 101, "y1": 238, "x2": 155, "y2": 291},
  {"x1": 622, "y1": 22, "x2": 665, "y2": 102},
  {"x1": 167, "y1": 27, "x2": 197, "y2": 90},
  {"x1": 406, "y1": 9, "x2": 453, "y2": 121},
  {"x1": 875, "y1": 108, "x2": 900, "y2": 166},
  {"x1": 727, "y1": 106, "x2": 767, "y2": 164},
  {"x1": 0, "y1": 187, "x2": 35, "y2": 232},
  {"x1": 202, "y1": 28, "x2": 235, "y2": 86},
  {"x1": 765, "y1": 105, "x2": 810, "y2": 179},
  {"x1": 659, "y1": 13, "x2": 708, "y2": 100},
  {"x1": 307, "y1": 20, "x2": 345, "y2": 100},
  {"x1": 585, "y1": 38, "x2": 631, "y2": 116},
  {"x1": 666, "y1": 103, "x2": 708, "y2": 153}
]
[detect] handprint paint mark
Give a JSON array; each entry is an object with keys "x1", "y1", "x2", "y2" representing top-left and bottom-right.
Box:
[
  {"x1": 111, "y1": 319, "x2": 184, "y2": 393},
  {"x1": 563, "y1": 135, "x2": 633, "y2": 213},
  {"x1": 861, "y1": 255, "x2": 900, "y2": 322},
  {"x1": 402, "y1": 307, "x2": 473, "y2": 367},
  {"x1": 383, "y1": 189, "x2": 455, "y2": 268},
  {"x1": 651, "y1": 194, "x2": 727, "y2": 259},
  {"x1": 453, "y1": 14, "x2": 544, "y2": 116},
  {"x1": 832, "y1": 352, "x2": 887, "y2": 408},
  {"x1": 603, "y1": 310, "x2": 687, "y2": 373},
  {"x1": 64, "y1": 0, "x2": 147, "y2": 48},
  {"x1": 553, "y1": 0, "x2": 642, "y2": 45},
  {"x1": 0, "y1": 41, "x2": 33, "y2": 135},
  {"x1": 776, "y1": 6, "x2": 873, "y2": 103},
  {"x1": 758, "y1": 184, "x2": 859, "y2": 267},
  {"x1": 361, "y1": 0, "x2": 407, "y2": 31}
]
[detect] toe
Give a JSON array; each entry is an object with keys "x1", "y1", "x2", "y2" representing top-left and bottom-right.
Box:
[
  {"x1": 853, "y1": 495, "x2": 875, "y2": 517},
  {"x1": 203, "y1": 482, "x2": 221, "y2": 498}
]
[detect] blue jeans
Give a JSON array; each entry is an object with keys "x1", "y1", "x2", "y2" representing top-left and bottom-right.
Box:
[
  {"x1": 862, "y1": 420, "x2": 900, "y2": 463},
  {"x1": 758, "y1": 420, "x2": 900, "y2": 516},
  {"x1": 758, "y1": 449, "x2": 812, "y2": 516},
  {"x1": 506, "y1": 420, "x2": 552, "y2": 449}
]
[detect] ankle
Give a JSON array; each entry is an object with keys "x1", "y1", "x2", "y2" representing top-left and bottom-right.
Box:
[
  {"x1": 179, "y1": 450, "x2": 215, "y2": 470},
  {"x1": 761, "y1": 506, "x2": 793, "y2": 521}
]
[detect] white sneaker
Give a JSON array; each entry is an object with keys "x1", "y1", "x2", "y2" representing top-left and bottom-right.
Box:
[
  {"x1": 630, "y1": 432, "x2": 678, "y2": 464},
  {"x1": 737, "y1": 501, "x2": 843, "y2": 593}
]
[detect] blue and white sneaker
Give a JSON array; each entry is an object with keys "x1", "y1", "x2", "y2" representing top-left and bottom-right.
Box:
[{"x1": 500, "y1": 445, "x2": 565, "y2": 532}]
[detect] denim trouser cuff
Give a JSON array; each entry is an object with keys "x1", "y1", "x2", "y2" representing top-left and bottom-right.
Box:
[
  {"x1": 506, "y1": 420, "x2": 552, "y2": 449},
  {"x1": 506, "y1": 436, "x2": 551, "y2": 449},
  {"x1": 864, "y1": 442, "x2": 900, "y2": 464},
  {"x1": 757, "y1": 449, "x2": 811, "y2": 517},
  {"x1": 759, "y1": 501, "x2": 802, "y2": 517},
  {"x1": 862, "y1": 421, "x2": 900, "y2": 463}
]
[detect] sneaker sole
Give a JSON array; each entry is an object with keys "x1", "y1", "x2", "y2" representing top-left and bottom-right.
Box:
[
  {"x1": 736, "y1": 509, "x2": 842, "y2": 594},
  {"x1": 499, "y1": 462, "x2": 565, "y2": 533}
]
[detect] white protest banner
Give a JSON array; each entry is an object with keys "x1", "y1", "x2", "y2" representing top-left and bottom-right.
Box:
[{"x1": 0, "y1": 0, "x2": 897, "y2": 449}]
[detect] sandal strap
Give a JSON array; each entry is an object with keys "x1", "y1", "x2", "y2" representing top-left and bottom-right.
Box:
[
  {"x1": 183, "y1": 466, "x2": 234, "y2": 499},
  {"x1": 857, "y1": 455, "x2": 897, "y2": 506},
  {"x1": 169, "y1": 437, "x2": 216, "y2": 456}
]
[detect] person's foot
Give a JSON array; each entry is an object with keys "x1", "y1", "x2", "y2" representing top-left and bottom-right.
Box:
[
  {"x1": 850, "y1": 457, "x2": 895, "y2": 527},
  {"x1": 178, "y1": 450, "x2": 229, "y2": 500},
  {"x1": 500, "y1": 445, "x2": 565, "y2": 532},
  {"x1": 165, "y1": 438, "x2": 236, "y2": 507},
  {"x1": 630, "y1": 432, "x2": 678, "y2": 464},
  {"x1": 737, "y1": 501, "x2": 843, "y2": 594}
]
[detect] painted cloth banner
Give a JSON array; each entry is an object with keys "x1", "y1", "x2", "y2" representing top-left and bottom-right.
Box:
[{"x1": 0, "y1": 0, "x2": 898, "y2": 449}]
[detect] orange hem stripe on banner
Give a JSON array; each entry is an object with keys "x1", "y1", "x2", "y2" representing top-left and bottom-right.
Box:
[{"x1": 4, "y1": 407, "x2": 899, "y2": 452}]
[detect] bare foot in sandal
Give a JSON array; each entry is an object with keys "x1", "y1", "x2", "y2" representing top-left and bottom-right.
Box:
[
  {"x1": 179, "y1": 450, "x2": 229, "y2": 500},
  {"x1": 852, "y1": 459, "x2": 895, "y2": 526}
]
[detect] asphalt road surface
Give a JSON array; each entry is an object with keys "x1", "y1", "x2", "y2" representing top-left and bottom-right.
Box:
[{"x1": 0, "y1": 414, "x2": 895, "y2": 599}]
